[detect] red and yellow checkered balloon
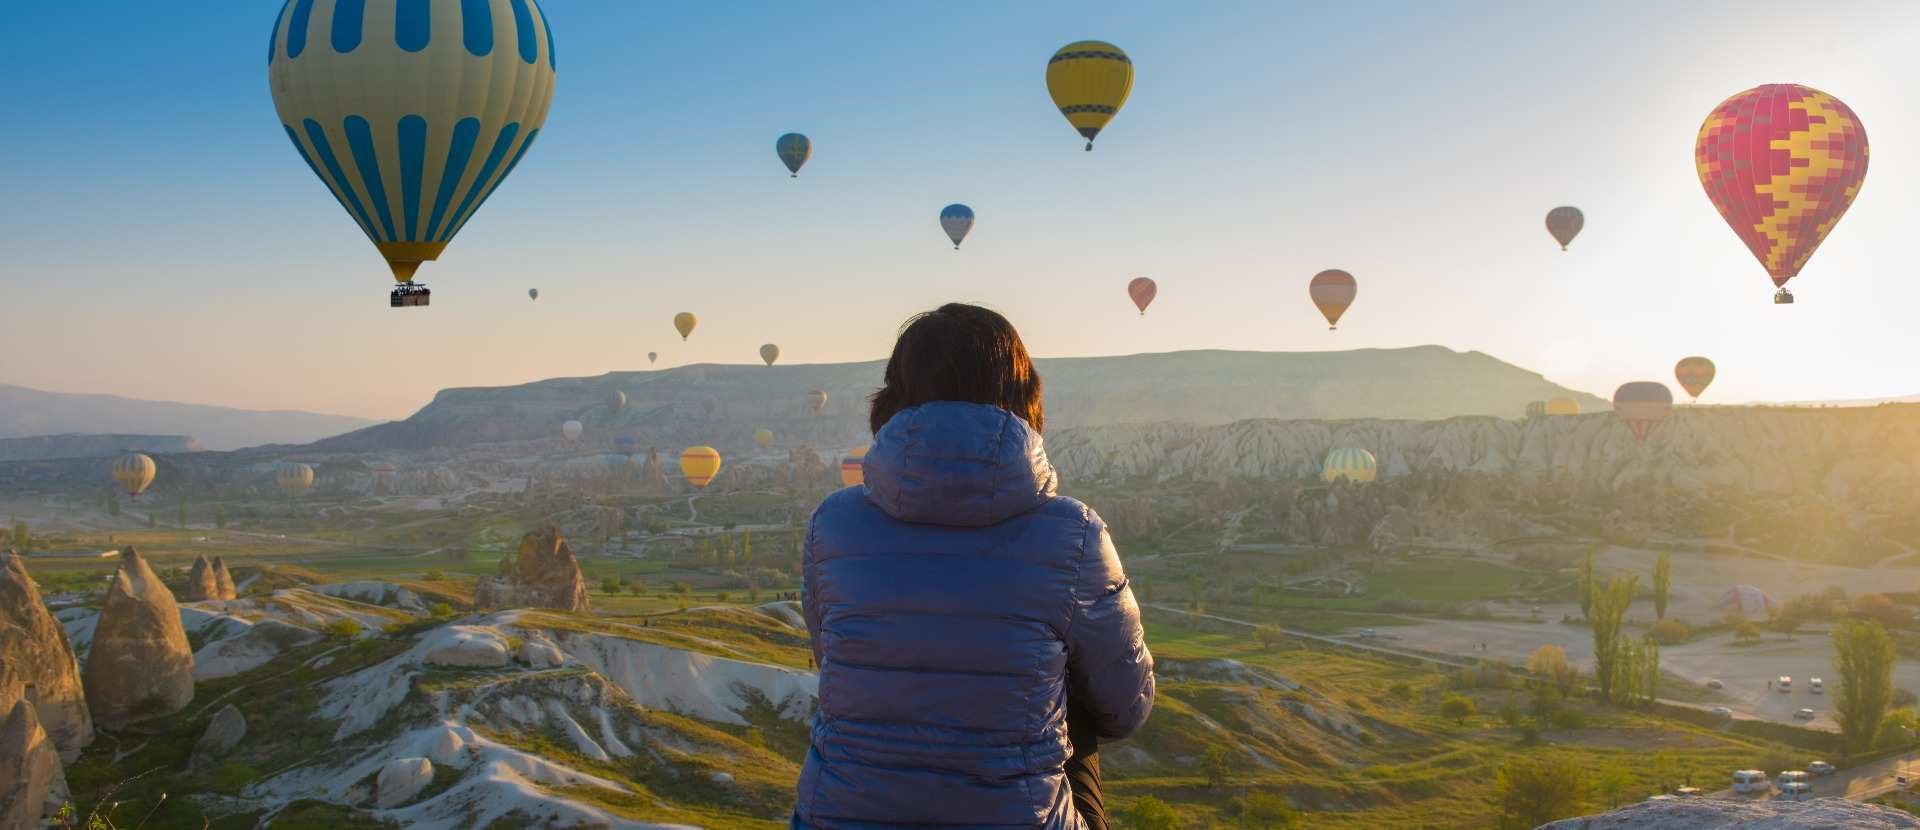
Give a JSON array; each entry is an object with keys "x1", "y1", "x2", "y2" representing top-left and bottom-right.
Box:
[{"x1": 1696, "y1": 84, "x2": 1868, "y2": 292}]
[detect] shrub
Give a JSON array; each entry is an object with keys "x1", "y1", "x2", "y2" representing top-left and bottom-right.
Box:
[
  {"x1": 422, "y1": 569, "x2": 445, "y2": 581},
  {"x1": 1499, "y1": 703, "x2": 1523, "y2": 728},
  {"x1": 324, "y1": 618, "x2": 363, "y2": 640},
  {"x1": 429, "y1": 602, "x2": 455, "y2": 619},
  {"x1": 1649, "y1": 618, "x2": 1691, "y2": 645},
  {"x1": 1440, "y1": 694, "x2": 1478, "y2": 725},
  {"x1": 1241, "y1": 791, "x2": 1299, "y2": 829},
  {"x1": 1550, "y1": 707, "x2": 1586, "y2": 731},
  {"x1": 1389, "y1": 682, "x2": 1414, "y2": 702},
  {"x1": 1519, "y1": 724, "x2": 1541, "y2": 745},
  {"x1": 1121, "y1": 797, "x2": 1179, "y2": 830}
]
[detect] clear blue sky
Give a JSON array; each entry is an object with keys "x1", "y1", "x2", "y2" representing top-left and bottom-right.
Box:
[{"x1": 4, "y1": 1, "x2": 1918, "y2": 419}]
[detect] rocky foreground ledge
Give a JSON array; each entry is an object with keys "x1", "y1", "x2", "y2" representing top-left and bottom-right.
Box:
[{"x1": 1540, "y1": 797, "x2": 1919, "y2": 829}]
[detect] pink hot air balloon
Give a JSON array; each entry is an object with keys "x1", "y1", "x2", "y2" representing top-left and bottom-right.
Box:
[
  {"x1": 1309, "y1": 269, "x2": 1357, "y2": 330},
  {"x1": 1127, "y1": 277, "x2": 1157, "y2": 315}
]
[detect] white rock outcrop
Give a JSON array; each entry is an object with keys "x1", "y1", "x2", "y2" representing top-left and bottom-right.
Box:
[
  {"x1": 193, "y1": 619, "x2": 321, "y2": 680},
  {"x1": 375, "y1": 756, "x2": 434, "y2": 808},
  {"x1": 423, "y1": 627, "x2": 511, "y2": 668}
]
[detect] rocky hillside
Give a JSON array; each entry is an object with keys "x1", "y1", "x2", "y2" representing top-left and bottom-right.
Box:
[
  {"x1": 1541, "y1": 797, "x2": 1919, "y2": 829},
  {"x1": 0, "y1": 433, "x2": 201, "y2": 462},
  {"x1": 312, "y1": 346, "x2": 1605, "y2": 453},
  {"x1": 0, "y1": 385, "x2": 377, "y2": 451}
]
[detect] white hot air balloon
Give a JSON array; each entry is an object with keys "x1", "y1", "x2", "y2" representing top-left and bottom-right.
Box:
[{"x1": 561, "y1": 420, "x2": 583, "y2": 441}]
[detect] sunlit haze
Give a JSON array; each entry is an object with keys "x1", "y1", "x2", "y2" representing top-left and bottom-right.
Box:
[{"x1": 4, "y1": 1, "x2": 1918, "y2": 420}]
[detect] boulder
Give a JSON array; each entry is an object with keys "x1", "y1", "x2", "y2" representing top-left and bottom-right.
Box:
[
  {"x1": 1540, "y1": 797, "x2": 1920, "y2": 829},
  {"x1": 375, "y1": 756, "x2": 433, "y2": 808},
  {"x1": 83, "y1": 548, "x2": 194, "y2": 724},
  {"x1": 518, "y1": 639, "x2": 565, "y2": 668},
  {"x1": 184, "y1": 555, "x2": 221, "y2": 601},
  {"x1": 211, "y1": 557, "x2": 237, "y2": 600},
  {"x1": 193, "y1": 619, "x2": 322, "y2": 681},
  {"x1": 0, "y1": 700, "x2": 69, "y2": 829},
  {"x1": 424, "y1": 628, "x2": 510, "y2": 668},
  {"x1": 190, "y1": 704, "x2": 247, "y2": 769},
  {"x1": 473, "y1": 526, "x2": 591, "y2": 613},
  {"x1": 0, "y1": 550, "x2": 93, "y2": 762},
  {"x1": 426, "y1": 727, "x2": 469, "y2": 768}
]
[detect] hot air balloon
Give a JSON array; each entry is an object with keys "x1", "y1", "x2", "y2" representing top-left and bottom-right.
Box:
[
  {"x1": 647, "y1": 352, "x2": 658, "y2": 365},
  {"x1": 1127, "y1": 277, "x2": 1157, "y2": 315},
  {"x1": 112, "y1": 453, "x2": 157, "y2": 497},
  {"x1": 1544, "y1": 397, "x2": 1581, "y2": 416},
  {"x1": 269, "y1": 0, "x2": 557, "y2": 307},
  {"x1": 608, "y1": 390, "x2": 626, "y2": 416},
  {"x1": 1675, "y1": 357, "x2": 1716, "y2": 401},
  {"x1": 808, "y1": 390, "x2": 829, "y2": 415},
  {"x1": 776, "y1": 133, "x2": 811, "y2": 177},
  {"x1": 760, "y1": 344, "x2": 780, "y2": 366},
  {"x1": 1545, "y1": 206, "x2": 1584, "y2": 251},
  {"x1": 754, "y1": 429, "x2": 774, "y2": 448},
  {"x1": 673, "y1": 312, "x2": 696, "y2": 341},
  {"x1": 276, "y1": 462, "x2": 315, "y2": 498},
  {"x1": 561, "y1": 420, "x2": 583, "y2": 441},
  {"x1": 1696, "y1": 84, "x2": 1868, "y2": 304},
  {"x1": 528, "y1": 288, "x2": 539, "y2": 301},
  {"x1": 1309, "y1": 270, "x2": 1357, "y2": 330},
  {"x1": 1612, "y1": 382, "x2": 1673, "y2": 443},
  {"x1": 680, "y1": 446, "x2": 722, "y2": 489},
  {"x1": 840, "y1": 446, "x2": 870, "y2": 487},
  {"x1": 1046, "y1": 41, "x2": 1133, "y2": 151},
  {"x1": 1322, "y1": 448, "x2": 1377, "y2": 484},
  {"x1": 940, "y1": 204, "x2": 974, "y2": 249}
]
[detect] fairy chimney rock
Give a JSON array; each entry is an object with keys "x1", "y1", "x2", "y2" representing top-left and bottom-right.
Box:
[
  {"x1": 83, "y1": 547, "x2": 194, "y2": 724},
  {"x1": 0, "y1": 550, "x2": 94, "y2": 762},
  {"x1": 211, "y1": 556, "x2": 237, "y2": 600},
  {"x1": 474, "y1": 526, "x2": 591, "y2": 613},
  {"x1": 0, "y1": 700, "x2": 70, "y2": 829},
  {"x1": 184, "y1": 554, "x2": 220, "y2": 601}
]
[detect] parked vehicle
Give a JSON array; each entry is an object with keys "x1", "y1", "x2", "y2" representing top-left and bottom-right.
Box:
[
  {"x1": 1777, "y1": 771, "x2": 1809, "y2": 786},
  {"x1": 1356, "y1": 628, "x2": 1378, "y2": 639},
  {"x1": 1731, "y1": 769, "x2": 1771, "y2": 794},
  {"x1": 1807, "y1": 761, "x2": 1835, "y2": 776},
  {"x1": 1710, "y1": 706, "x2": 1734, "y2": 719},
  {"x1": 1675, "y1": 787, "x2": 1704, "y2": 797},
  {"x1": 1778, "y1": 781, "x2": 1813, "y2": 801},
  {"x1": 1794, "y1": 708, "x2": 1816, "y2": 720},
  {"x1": 1778, "y1": 676, "x2": 1792, "y2": 692},
  {"x1": 1810, "y1": 677, "x2": 1824, "y2": 694},
  {"x1": 1706, "y1": 679, "x2": 1724, "y2": 690}
]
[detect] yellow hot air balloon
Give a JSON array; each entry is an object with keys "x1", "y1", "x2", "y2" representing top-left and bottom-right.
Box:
[
  {"x1": 112, "y1": 453, "x2": 157, "y2": 497},
  {"x1": 1046, "y1": 41, "x2": 1133, "y2": 151},
  {"x1": 754, "y1": 428, "x2": 774, "y2": 448},
  {"x1": 1322, "y1": 448, "x2": 1377, "y2": 484},
  {"x1": 674, "y1": 312, "x2": 697, "y2": 341},
  {"x1": 679, "y1": 446, "x2": 722, "y2": 489},
  {"x1": 1544, "y1": 397, "x2": 1581, "y2": 416},
  {"x1": 840, "y1": 446, "x2": 870, "y2": 487},
  {"x1": 276, "y1": 462, "x2": 315, "y2": 498},
  {"x1": 269, "y1": 0, "x2": 557, "y2": 306}
]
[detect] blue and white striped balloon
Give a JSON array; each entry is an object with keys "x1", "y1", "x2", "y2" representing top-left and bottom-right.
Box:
[
  {"x1": 1321, "y1": 447, "x2": 1378, "y2": 484},
  {"x1": 269, "y1": 0, "x2": 557, "y2": 285},
  {"x1": 940, "y1": 203, "x2": 974, "y2": 250}
]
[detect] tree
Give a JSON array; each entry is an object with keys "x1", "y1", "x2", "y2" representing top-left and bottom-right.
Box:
[
  {"x1": 1201, "y1": 745, "x2": 1231, "y2": 788},
  {"x1": 214, "y1": 505, "x2": 227, "y2": 529},
  {"x1": 1833, "y1": 618, "x2": 1898, "y2": 756},
  {"x1": 1577, "y1": 550, "x2": 1596, "y2": 621},
  {"x1": 1590, "y1": 574, "x2": 1637, "y2": 702},
  {"x1": 1495, "y1": 756, "x2": 1588, "y2": 829},
  {"x1": 1734, "y1": 620, "x2": 1762, "y2": 643},
  {"x1": 146, "y1": 513, "x2": 156, "y2": 528},
  {"x1": 1595, "y1": 764, "x2": 1632, "y2": 808},
  {"x1": 1649, "y1": 750, "x2": 1681, "y2": 793},
  {"x1": 628, "y1": 578, "x2": 646, "y2": 596},
  {"x1": 740, "y1": 530, "x2": 753, "y2": 565},
  {"x1": 601, "y1": 576, "x2": 621, "y2": 594},
  {"x1": 1256, "y1": 626, "x2": 1285, "y2": 652},
  {"x1": 178, "y1": 497, "x2": 190, "y2": 528},
  {"x1": 1440, "y1": 694, "x2": 1477, "y2": 725},
  {"x1": 1120, "y1": 797, "x2": 1179, "y2": 830},
  {"x1": 1527, "y1": 644, "x2": 1579, "y2": 696},
  {"x1": 1652, "y1": 550, "x2": 1671, "y2": 621},
  {"x1": 107, "y1": 494, "x2": 121, "y2": 517},
  {"x1": 1241, "y1": 791, "x2": 1298, "y2": 829},
  {"x1": 11, "y1": 521, "x2": 28, "y2": 554}
]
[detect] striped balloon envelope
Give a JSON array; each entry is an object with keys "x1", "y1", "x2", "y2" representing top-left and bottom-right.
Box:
[
  {"x1": 276, "y1": 462, "x2": 316, "y2": 498},
  {"x1": 111, "y1": 453, "x2": 157, "y2": 497},
  {"x1": 940, "y1": 204, "x2": 974, "y2": 249},
  {"x1": 1674, "y1": 356, "x2": 1716, "y2": 401},
  {"x1": 1046, "y1": 41, "x2": 1133, "y2": 150},
  {"x1": 680, "y1": 446, "x2": 722, "y2": 489},
  {"x1": 1612, "y1": 382, "x2": 1673, "y2": 443},
  {"x1": 1695, "y1": 84, "x2": 1868, "y2": 300},
  {"x1": 268, "y1": 0, "x2": 557, "y2": 288},
  {"x1": 840, "y1": 446, "x2": 870, "y2": 488},
  {"x1": 1322, "y1": 448, "x2": 1377, "y2": 484}
]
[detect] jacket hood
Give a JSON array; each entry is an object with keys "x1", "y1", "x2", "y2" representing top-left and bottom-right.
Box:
[{"x1": 861, "y1": 402, "x2": 1057, "y2": 527}]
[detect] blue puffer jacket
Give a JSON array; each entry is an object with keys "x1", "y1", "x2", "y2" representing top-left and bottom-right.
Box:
[{"x1": 794, "y1": 402, "x2": 1155, "y2": 829}]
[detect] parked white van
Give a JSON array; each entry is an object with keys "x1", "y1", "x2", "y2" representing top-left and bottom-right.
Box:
[
  {"x1": 1732, "y1": 769, "x2": 1771, "y2": 794},
  {"x1": 1810, "y1": 677, "x2": 1824, "y2": 694},
  {"x1": 1778, "y1": 781, "x2": 1813, "y2": 801},
  {"x1": 1778, "y1": 676, "x2": 1792, "y2": 693},
  {"x1": 1777, "y1": 770, "x2": 1809, "y2": 787}
]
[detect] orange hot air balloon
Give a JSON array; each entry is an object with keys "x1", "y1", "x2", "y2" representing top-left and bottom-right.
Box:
[
  {"x1": 673, "y1": 312, "x2": 697, "y2": 340},
  {"x1": 1674, "y1": 357, "x2": 1716, "y2": 401},
  {"x1": 679, "y1": 446, "x2": 722, "y2": 489},
  {"x1": 1612, "y1": 382, "x2": 1673, "y2": 443},
  {"x1": 840, "y1": 446, "x2": 870, "y2": 487},
  {"x1": 1696, "y1": 84, "x2": 1868, "y2": 304},
  {"x1": 1545, "y1": 206, "x2": 1583, "y2": 251},
  {"x1": 1308, "y1": 270, "x2": 1356, "y2": 330},
  {"x1": 1544, "y1": 397, "x2": 1580, "y2": 416},
  {"x1": 1127, "y1": 277, "x2": 1157, "y2": 315},
  {"x1": 808, "y1": 390, "x2": 828, "y2": 415}
]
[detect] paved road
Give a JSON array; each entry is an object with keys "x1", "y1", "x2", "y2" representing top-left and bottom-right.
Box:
[{"x1": 1709, "y1": 753, "x2": 1920, "y2": 802}]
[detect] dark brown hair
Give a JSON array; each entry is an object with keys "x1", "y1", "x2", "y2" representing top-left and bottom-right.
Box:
[{"x1": 868, "y1": 303, "x2": 1044, "y2": 434}]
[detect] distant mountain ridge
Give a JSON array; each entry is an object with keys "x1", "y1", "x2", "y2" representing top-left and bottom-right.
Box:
[
  {"x1": 314, "y1": 346, "x2": 1608, "y2": 454},
  {"x1": 0, "y1": 385, "x2": 380, "y2": 451},
  {"x1": 0, "y1": 434, "x2": 201, "y2": 462}
]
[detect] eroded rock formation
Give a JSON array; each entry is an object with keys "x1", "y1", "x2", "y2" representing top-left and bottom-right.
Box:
[
  {"x1": 83, "y1": 548, "x2": 194, "y2": 724},
  {"x1": 184, "y1": 555, "x2": 220, "y2": 601},
  {"x1": 0, "y1": 550, "x2": 93, "y2": 761},
  {"x1": 1540, "y1": 796, "x2": 1919, "y2": 829},
  {"x1": 474, "y1": 526, "x2": 590, "y2": 613},
  {"x1": 0, "y1": 700, "x2": 69, "y2": 829}
]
